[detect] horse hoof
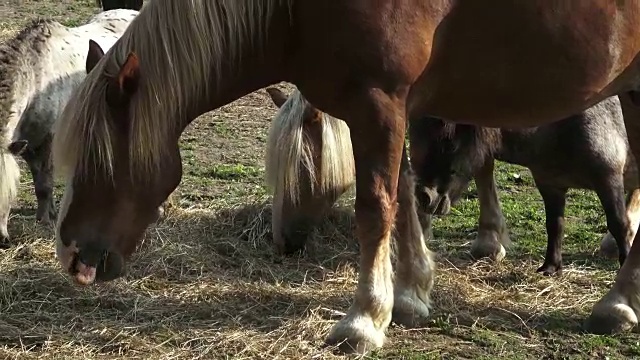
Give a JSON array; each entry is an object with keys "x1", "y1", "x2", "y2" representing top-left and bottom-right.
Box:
[
  {"x1": 392, "y1": 291, "x2": 431, "y2": 328},
  {"x1": 585, "y1": 292, "x2": 638, "y2": 334},
  {"x1": 325, "y1": 316, "x2": 385, "y2": 355},
  {"x1": 599, "y1": 233, "x2": 621, "y2": 260},
  {"x1": 536, "y1": 263, "x2": 562, "y2": 276},
  {"x1": 470, "y1": 239, "x2": 506, "y2": 262}
]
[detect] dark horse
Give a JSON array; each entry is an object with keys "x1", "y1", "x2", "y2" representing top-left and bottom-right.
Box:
[
  {"x1": 51, "y1": 0, "x2": 640, "y2": 355},
  {"x1": 264, "y1": 89, "x2": 640, "y2": 277},
  {"x1": 96, "y1": 0, "x2": 143, "y2": 11},
  {"x1": 410, "y1": 96, "x2": 640, "y2": 276}
]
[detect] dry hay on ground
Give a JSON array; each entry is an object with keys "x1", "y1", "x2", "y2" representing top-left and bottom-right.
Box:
[{"x1": 0, "y1": 1, "x2": 635, "y2": 358}]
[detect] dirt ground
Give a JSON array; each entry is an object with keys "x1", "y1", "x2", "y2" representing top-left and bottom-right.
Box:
[{"x1": 0, "y1": 1, "x2": 637, "y2": 359}]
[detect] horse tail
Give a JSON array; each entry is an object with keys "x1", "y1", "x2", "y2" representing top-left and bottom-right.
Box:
[
  {"x1": 0, "y1": 147, "x2": 21, "y2": 215},
  {"x1": 265, "y1": 90, "x2": 355, "y2": 205}
]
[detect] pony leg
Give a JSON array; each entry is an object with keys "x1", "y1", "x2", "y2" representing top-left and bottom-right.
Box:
[
  {"x1": 22, "y1": 138, "x2": 56, "y2": 226},
  {"x1": 592, "y1": 175, "x2": 632, "y2": 266},
  {"x1": 600, "y1": 188, "x2": 640, "y2": 260},
  {"x1": 535, "y1": 183, "x2": 568, "y2": 276},
  {"x1": 586, "y1": 92, "x2": 640, "y2": 334},
  {"x1": 392, "y1": 145, "x2": 436, "y2": 327},
  {"x1": 325, "y1": 93, "x2": 404, "y2": 354},
  {"x1": 470, "y1": 158, "x2": 510, "y2": 261}
]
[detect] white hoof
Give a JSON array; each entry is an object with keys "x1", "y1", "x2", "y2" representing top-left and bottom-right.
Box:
[
  {"x1": 585, "y1": 290, "x2": 638, "y2": 334},
  {"x1": 470, "y1": 234, "x2": 507, "y2": 262},
  {"x1": 325, "y1": 314, "x2": 386, "y2": 355},
  {"x1": 392, "y1": 288, "x2": 431, "y2": 328}
]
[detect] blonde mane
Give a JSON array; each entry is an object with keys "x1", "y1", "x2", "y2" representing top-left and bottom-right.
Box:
[
  {"x1": 265, "y1": 89, "x2": 355, "y2": 205},
  {"x1": 53, "y1": 0, "x2": 292, "y2": 181}
]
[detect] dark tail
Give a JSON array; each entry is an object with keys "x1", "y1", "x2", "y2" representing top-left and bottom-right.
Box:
[{"x1": 96, "y1": 0, "x2": 143, "y2": 11}]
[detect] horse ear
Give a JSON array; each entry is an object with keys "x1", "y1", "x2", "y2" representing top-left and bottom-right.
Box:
[
  {"x1": 106, "y1": 52, "x2": 140, "y2": 105},
  {"x1": 266, "y1": 87, "x2": 288, "y2": 108},
  {"x1": 116, "y1": 52, "x2": 140, "y2": 95},
  {"x1": 86, "y1": 39, "x2": 105, "y2": 74},
  {"x1": 7, "y1": 140, "x2": 28, "y2": 156}
]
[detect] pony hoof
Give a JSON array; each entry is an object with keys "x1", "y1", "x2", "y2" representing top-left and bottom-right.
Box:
[
  {"x1": 325, "y1": 316, "x2": 385, "y2": 355},
  {"x1": 599, "y1": 233, "x2": 621, "y2": 260},
  {"x1": 392, "y1": 292, "x2": 431, "y2": 328},
  {"x1": 585, "y1": 294, "x2": 638, "y2": 334},
  {"x1": 0, "y1": 236, "x2": 10, "y2": 249},
  {"x1": 536, "y1": 263, "x2": 562, "y2": 276},
  {"x1": 470, "y1": 240, "x2": 506, "y2": 262}
]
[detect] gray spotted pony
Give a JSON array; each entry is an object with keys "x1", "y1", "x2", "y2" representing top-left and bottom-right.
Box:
[{"x1": 0, "y1": 9, "x2": 138, "y2": 246}]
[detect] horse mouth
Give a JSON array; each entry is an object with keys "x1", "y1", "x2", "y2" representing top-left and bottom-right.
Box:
[
  {"x1": 69, "y1": 253, "x2": 98, "y2": 285},
  {"x1": 67, "y1": 247, "x2": 125, "y2": 285}
]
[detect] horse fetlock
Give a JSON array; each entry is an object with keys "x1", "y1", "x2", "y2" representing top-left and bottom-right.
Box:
[
  {"x1": 36, "y1": 202, "x2": 56, "y2": 226},
  {"x1": 325, "y1": 310, "x2": 388, "y2": 355},
  {"x1": 585, "y1": 289, "x2": 639, "y2": 334},
  {"x1": 470, "y1": 229, "x2": 507, "y2": 262}
]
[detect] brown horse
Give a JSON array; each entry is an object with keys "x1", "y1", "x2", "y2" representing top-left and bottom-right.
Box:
[{"x1": 51, "y1": 0, "x2": 640, "y2": 354}]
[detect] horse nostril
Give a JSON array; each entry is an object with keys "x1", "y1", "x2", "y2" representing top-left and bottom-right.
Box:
[
  {"x1": 77, "y1": 246, "x2": 106, "y2": 268},
  {"x1": 95, "y1": 250, "x2": 125, "y2": 281},
  {"x1": 282, "y1": 219, "x2": 313, "y2": 255},
  {"x1": 436, "y1": 195, "x2": 452, "y2": 215},
  {"x1": 416, "y1": 186, "x2": 432, "y2": 210}
]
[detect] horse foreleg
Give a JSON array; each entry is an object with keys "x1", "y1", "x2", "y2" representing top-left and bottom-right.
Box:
[
  {"x1": 392, "y1": 144, "x2": 436, "y2": 327},
  {"x1": 535, "y1": 182, "x2": 567, "y2": 276},
  {"x1": 325, "y1": 92, "x2": 404, "y2": 354},
  {"x1": 586, "y1": 92, "x2": 640, "y2": 334},
  {"x1": 600, "y1": 188, "x2": 640, "y2": 260},
  {"x1": 23, "y1": 137, "x2": 56, "y2": 226},
  {"x1": 470, "y1": 157, "x2": 510, "y2": 261}
]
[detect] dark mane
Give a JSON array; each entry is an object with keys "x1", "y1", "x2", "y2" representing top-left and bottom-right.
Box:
[{"x1": 0, "y1": 18, "x2": 55, "y2": 129}]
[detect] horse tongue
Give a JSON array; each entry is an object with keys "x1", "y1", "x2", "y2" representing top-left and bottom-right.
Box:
[{"x1": 74, "y1": 261, "x2": 97, "y2": 285}]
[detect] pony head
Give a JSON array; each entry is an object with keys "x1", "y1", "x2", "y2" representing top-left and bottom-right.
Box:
[{"x1": 265, "y1": 87, "x2": 355, "y2": 254}]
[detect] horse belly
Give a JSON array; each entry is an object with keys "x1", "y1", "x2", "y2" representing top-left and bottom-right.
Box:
[{"x1": 411, "y1": 1, "x2": 640, "y2": 128}]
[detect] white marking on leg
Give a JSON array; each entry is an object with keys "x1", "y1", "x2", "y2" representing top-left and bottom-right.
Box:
[
  {"x1": 393, "y1": 165, "x2": 435, "y2": 326},
  {"x1": 472, "y1": 159, "x2": 509, "y2": 260}
]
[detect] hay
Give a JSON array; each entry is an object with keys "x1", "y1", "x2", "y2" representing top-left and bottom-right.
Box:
[{"x1": 0, "y1": 1, "x2": 629, "y2": 358}]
